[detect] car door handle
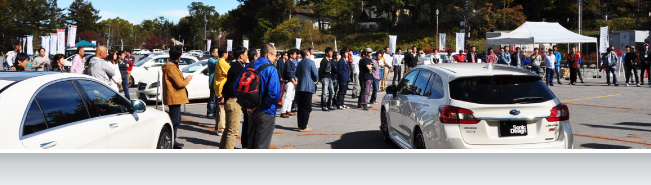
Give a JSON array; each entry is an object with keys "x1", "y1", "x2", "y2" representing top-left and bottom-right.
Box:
[
  {"x1": 40, "y1": 141, "x2": 57, "y2": 149},
  {"x1": 109, "y1": 123, "x2": 119, "y2": 128}
]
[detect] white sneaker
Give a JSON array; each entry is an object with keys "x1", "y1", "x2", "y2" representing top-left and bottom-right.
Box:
[
  {"x1": 637, "y1": 84, "x2": 641, "y2": 87},
  {"x1": 216, "y1": 130, "x2": 223, "y2": 136},
  {"x1": 625, "y1": 84, "x2": 629, "y2": 87}
]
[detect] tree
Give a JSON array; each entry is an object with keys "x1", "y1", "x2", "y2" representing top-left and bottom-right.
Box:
[
  {"x1": 67, "y1": 0, "x2": 101, "y2": 32},
  {"x1": 497, "y1": 5, "x2": 526, "y2": 30},
  {"x1": 143, "y1": 37, "x2": 165, "y2": 50},
  {"x1": 223, "y1": 0, "x2": 295, "y2": 47}
]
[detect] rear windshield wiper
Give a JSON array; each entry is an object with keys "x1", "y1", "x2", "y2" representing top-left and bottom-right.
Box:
[{"x1": 512, "y1": 97, "x2": 544, "y2": 104}]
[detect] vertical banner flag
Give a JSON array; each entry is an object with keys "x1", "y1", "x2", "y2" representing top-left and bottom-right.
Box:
[
  {"x1": 50, "y1": 33, "x2": 58, "y2": 55},
  {"x1": 270, "y1": 43, "x2": 275, "y2": 46},
  {"x1": 243, "y1": 40, "x2": 249, "y2": 49},
  {"x1": 26, "y1": 36, "x2": 34, "y2": 56},
  {"x1": 439, "y1": 33, "x2": 446, "y2": 51},
  {"x1": 455, "y1": 33, "x2": 465, "y2": 53},
  {"x1": 41, "y1": 36, "x2": 50, "y2": 56},
  {"x1": 57, "y1": 29, "x2": 65, "y2": 54},
  {"x1": 295, "y1": 38, "x2": 301, "y2": 49},
  {"x1": 121, "y1": 39, "x2": 124, "y2": 51},
  {"x1": 227, "y1": 39, "x2": 233, "y2": 51},
  {"x1": 389, "y1": 35, "x2": 397, "y2": 55},
  {"x1": 599, "y1": 26, "x2": 609, "y2": 54},
  {"x1": 91, "y1": 41, "x2": 96, "y2": 46},
  {"x1": 22, "y1": 38, "x2": 26, "y2": 53},
  {"x1": 206, "y1": 39, "x2": 211, "y2": 51},
  {"x1": 334, "y1": 37, "x2": 338, "y2": 52},
  {"x1": 68, "y1": 25, "x2": 77, "y2": 47}
]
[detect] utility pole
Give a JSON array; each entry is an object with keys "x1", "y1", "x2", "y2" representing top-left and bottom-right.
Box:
[
  {"x1": 464, "y1": 0, "x2": 468, "y2": 52},
  {"x1": 107, "y1": 23, "x2": 111, "y2": 49},
  {"x1": 436, "y1": 9, "x2": 439, "y2": 51},
  {"x1": 578, "y1": 0, "x2": 582, "y2": 51},
  {"x1": 204, "y1": 14, "x2": 207, "y2": 51}
]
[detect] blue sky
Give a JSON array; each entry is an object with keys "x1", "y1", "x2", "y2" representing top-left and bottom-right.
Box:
[{"x1": 58, "y1": 0, "x2": 241, "y2": 24}]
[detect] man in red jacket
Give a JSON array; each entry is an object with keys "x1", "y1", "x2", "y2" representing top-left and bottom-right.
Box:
[{"x1": 567, "y1": 46, "x2": 581, "y2": 85}]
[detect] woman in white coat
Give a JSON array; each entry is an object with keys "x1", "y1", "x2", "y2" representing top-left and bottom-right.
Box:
[{"x1": 106, "y1": 51, "x2": 122, "y2": 91}]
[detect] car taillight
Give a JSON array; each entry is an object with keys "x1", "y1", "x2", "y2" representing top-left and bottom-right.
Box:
[
  {"x1": 546, "y1": 104, "x2": 570, "y2": 122},
  {"x1": 439, "y1": 106, "x2": 480, "y2": 124}
]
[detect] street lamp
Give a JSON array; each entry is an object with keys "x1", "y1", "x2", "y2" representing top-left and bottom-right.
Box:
[{"x1": 436, "y1": 9, "x2": 439, "y2": 51}]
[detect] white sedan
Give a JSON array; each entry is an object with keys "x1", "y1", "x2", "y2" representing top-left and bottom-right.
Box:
[
  {"x1": 381, "y1": 63, "x2": 573, "y2": 149},
  {"x1": 137, "y1": 60, "x2": 210, "y2": 101},
  {"x1": 130, "y1": 54, "x2": 198, "y2": 86},
  {"x1": 0, "y1": 72, "x2": 174, "y2": 149}
]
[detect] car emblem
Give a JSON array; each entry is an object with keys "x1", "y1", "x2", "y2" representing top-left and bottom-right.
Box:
[{"x1": 509, "y1": 109, "x2": 521, "y2": 115}]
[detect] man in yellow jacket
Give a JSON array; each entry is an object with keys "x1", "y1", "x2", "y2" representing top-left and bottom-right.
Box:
[
  {"x1": 213, "y1": 48, "x2": 230, "y2": 136},
  {"x1": 162, "y1": 46, "x2": 193, "y2": 148}
]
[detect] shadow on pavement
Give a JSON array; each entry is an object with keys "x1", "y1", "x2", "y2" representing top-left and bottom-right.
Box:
[
  {"x1": 274, "y1": 124, "x2": 299, "y2": 132},
  {"x1": 615, "y1": 122, "x2": 651, "y2": 127},
  {"x1": 328, "y1": 130, "x2": 398, "y2": 149},
  {"x1": 179, "y1": 122, "x2": 217, "y2": 136},
  {"x1": 580, "y1": 143, "x2": 631, "y2": 149},
  {"x1": 581, "y1": 123, "x2": 651, "y2": 132},
  {"x1": 178, "y1": 136, "x2": 220, "y2": 147}
]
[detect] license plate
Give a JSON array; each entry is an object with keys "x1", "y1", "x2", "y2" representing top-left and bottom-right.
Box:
[{"x1": 499, "y1": 121, "x2": 528, "y2": 137}]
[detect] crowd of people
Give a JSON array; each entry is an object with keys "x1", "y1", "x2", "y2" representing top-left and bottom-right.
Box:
[{"x1": 3, "y1": 39, "x2": 651, "y2": 150}]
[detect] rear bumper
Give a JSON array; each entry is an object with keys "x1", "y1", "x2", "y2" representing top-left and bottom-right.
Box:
[{"x1": 436, "y1": 122, "x2": 573, "y2": 149}]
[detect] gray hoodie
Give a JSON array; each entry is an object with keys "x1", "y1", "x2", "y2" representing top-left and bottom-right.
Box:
[{"x1": 86, "y1": 56, "x2": 115, "y2": 86}]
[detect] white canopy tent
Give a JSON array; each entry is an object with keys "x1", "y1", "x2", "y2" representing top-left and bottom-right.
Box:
[
  {"x1": 487, "y1": 22, "x2": 597, "y2": 45},
  {"x1": 487, "y1": 22, "x2": 604, "y2": 79}
]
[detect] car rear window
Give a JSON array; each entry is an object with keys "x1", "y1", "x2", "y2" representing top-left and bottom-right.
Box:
[{"x1": 449, "y1": 76, "x2": 555, "y2": 104}]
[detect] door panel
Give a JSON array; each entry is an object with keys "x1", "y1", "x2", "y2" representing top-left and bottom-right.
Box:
[
  {"x1": 76, "y1": 80, "x2": 151, "y2": 149},
  {"x1": 395, "y1": 70, "x2": 419, "y2": 140}
]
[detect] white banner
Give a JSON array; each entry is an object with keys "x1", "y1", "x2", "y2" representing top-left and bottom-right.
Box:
[
  {"x1": 26, "y1": 36, "x2": 34, "y2": 56},
  {"x1": 599, "y1": 26, "x2": 609, "y2": 53},
  {"x1": 439, "y1": 33, "x2": 446, "y2": 51},
  {"x1": 68, "y1": 25, "x2": 77, "y2": 47},
  {"x1": 334, "y1": 37, "x2": 338, "y2": 52},
  {"x1": 269, "y1": 43, "x2": 275, "y2": 46},
  {"x1": 121, "y1": 39, "x2": 124, "y2": 51},
  {"x1": 91, "y1": 40, "x2": 96, "y2": 46},
  {"x1": 389, "y1": 35, "x2": 397, "y2": 55},
  {"x1": 227, "y1": 39, "x2": 233, "y2": 51},
  {"x1": 243, "y1": 40, "x2": 249, "y2": 49},
  {"x1": 41, "y1": 36, "x2": 50, "y2": 56},
  {"x1": 22, "y1": 38, "x2": 26, "y2": 53},
  {"x1": 295, "y1": 38, "x2": 301, "y2": 49},
  {"x1": 57, "y1": 29, "x2": 65, "y2": 54},
  {"x1": 207, "y1": 39, "x2": 211, "y2": 51},
  {"x1": 455, "y1": 33, "x2": 465, "y2": 53},
  {"x1": 50, "y1": 33, "x2": 58, "y2": 55}
]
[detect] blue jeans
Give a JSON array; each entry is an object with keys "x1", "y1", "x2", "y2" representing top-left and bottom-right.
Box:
[
  {"x1": 531, "y1": 66, "x2": 540, "y2": 75},
  {"x1": 207, "y1": 87, "x2": 216, "y2": 115},
  {"x1": 370, "y1": 78, "x2": 379, "y2": 102},
  {"x1": 121, "y1": 77, "x2": 130, "y2": 100},
  {"x1": 554, "y1": 67, "x2": 562, "y2": 83},
  {"x1": 606, "y1": 66, "x2": 618, "y2": 85},
  {"x1": 321, "y1": 78, "x2": 334, "y2": 108},
  {"x1": 546, "y1": 68, "x2": 555, "y2": 85},
  {"x1": 332, "y1": 79, "x2": 339, "y2": 106}
]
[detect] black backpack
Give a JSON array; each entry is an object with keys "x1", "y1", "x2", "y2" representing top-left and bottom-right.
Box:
[{"x1": 237, "y1": 63, "x2": 273, "y2": 109}]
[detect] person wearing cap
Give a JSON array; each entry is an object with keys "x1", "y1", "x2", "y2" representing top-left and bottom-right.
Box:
[
  {"x1": 602, "y1": 47, "x2": 619, "y2": 86},
  {"x1": 357, "y1": 48, "x2": 374, "y2": 110},
  {"x1": 544, "y1": 49, "x2": 556, "y2": 86},
  {"x1": 623, "y1": 45, "x2": 640, "y2": 86},
  {"x1": 639, "y1": 43, "x2": 650, "y2": 86}
]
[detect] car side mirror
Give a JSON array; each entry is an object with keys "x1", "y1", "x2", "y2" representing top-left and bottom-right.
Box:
[
  {"x1": 131, "y1": 100, "x2": 146, "y2": 113},
  {"x1": 386, "y1": 85, "x2": 397, "y2": 96}
]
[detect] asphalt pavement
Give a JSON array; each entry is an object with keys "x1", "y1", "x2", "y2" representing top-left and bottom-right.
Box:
[{"x1": 128, "y1": 68, "x2": 651, "y2": 149}]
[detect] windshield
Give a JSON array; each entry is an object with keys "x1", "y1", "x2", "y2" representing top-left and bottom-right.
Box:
[
  {"x1": 182, "y1": 61, "x2": 208, "y2": 73},
  {"x1": 134, "y1": 55, "x2": 155, "y2": 67},
  {"x1": 449, "y1": 76, "x2": 555, "y2": 104},
  {"x1": 313, "y1": 53, "x2": 326, "y2": 59}
]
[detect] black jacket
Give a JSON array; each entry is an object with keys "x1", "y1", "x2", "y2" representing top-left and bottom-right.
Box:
[
  {"x1": 624, "y1": 52, "x2": 638, "y2": 66},
  {"x1": 404, "y1": 52, "x2": 417, "y2": 67},
  {"x1": 319, "y1": 58, "x2": 332, "y2": 79},
  {"x1": 275, "y1": 58, "x2": 285, "y2": 81},
  {"x1": 640, "y1": 49, "x2": 650, "y2": 66},
  {"x1": 223, "y1": 60, "x2": 245, "y2": 100}
]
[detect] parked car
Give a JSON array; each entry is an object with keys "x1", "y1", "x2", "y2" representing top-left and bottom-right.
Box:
[
  {"x1": 135, "y1": 49, "x2": 151, "y2": 55},
  {"x1": 188, "y1": 50, "x2": 203, "y2": 55},
  {"x1": 198, "y1": 51, "x2": 211, "y2": 60},
  {"x1": 380, "y1": 63, "x2": 573, "y2": 149},
  {"x1": 152, "y1": 49, "x2": 164, "y2": 53},
  {"x1": 312, "y1": 51, "x2": 326, "y2": 69},
  {"x1": 0, "y1": 72, "x2": 174, "y2": 149},
  {"x1": 130, "y1": 54, "x2": 198, "y2": 86},
  {"x1": 137, "y1": 60, "x2": 210, "y2": 101}
]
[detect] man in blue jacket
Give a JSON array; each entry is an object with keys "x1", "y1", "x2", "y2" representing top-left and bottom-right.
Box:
[
  {"x1": 553, "y1": 45, "x2": 563, "y2": 85},
  {"x1": 602, "y1": 48, "x2": 619, "y2": 86},
  {"x1": 295, "y1": 49, "x2": 319, "y2": 132},
  {"x1": 336, "y1": 48, "x2": 351, "y2": 110},
  {"x1": 233, "y1": 44, "x2": 281, "y2": 149}
]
